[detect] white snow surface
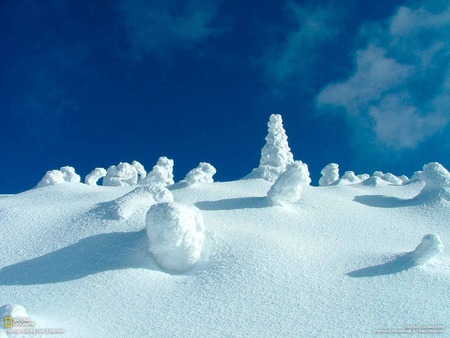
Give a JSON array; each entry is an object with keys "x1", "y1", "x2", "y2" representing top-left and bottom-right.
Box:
[
  {"x1": 146, "y1": 202, "x2": 205, "y2": 272},
  {"x1": 183, "y1": 162, "x2": 216, "y2": 186},
  {"x1": 0, "y1": 177, "x2": 449, "y2": 337},
  {"x1": 84, "y1": 168, "x2": 107, "y2": 186},
  {"x1": 267, "y1": 161, "x2": 310, "y2": 206},
  {"x1": 246, "y1": 114, "x2": 294, "y2": 181}
]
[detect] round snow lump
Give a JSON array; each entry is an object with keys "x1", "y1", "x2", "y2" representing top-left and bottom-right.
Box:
[{"x1": 146, "y1": 202, "x2": 205, "y2": 272}]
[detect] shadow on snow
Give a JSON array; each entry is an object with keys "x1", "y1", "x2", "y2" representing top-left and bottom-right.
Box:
[
  {"x1": 346, "y1": 254, "x2": 417, "y2": 278},
  {"x1": 195, "y1": 197, "x2": 270, "y2": 211}
]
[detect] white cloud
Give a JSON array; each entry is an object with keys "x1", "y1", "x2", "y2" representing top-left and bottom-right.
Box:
[
  {"x1": 317, "y1": 2, "x2": 450, "y2": 149},
  {"x1": 263, "y1": 1, "x2": 342, "y2": 85},
  {"x1": 119, "y1": 0, "x2": 225, "y2": 58}
]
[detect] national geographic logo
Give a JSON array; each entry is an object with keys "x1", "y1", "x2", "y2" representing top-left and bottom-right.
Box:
[
  {"x1": 4, "y1": 316, "x2": 35, "y2": 328},
  {"x1": 4, "y1": 316, "x2": 13, "y2": 328}
]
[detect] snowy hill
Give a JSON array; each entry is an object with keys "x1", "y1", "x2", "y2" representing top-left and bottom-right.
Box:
[{"x1": 0, "y1": 178, "x2": 448, "y2": 337}]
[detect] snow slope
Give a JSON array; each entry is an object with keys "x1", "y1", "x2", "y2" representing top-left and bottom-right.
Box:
[{"x1": 0, "y1": 179, "x2": 449, "y2": 337}]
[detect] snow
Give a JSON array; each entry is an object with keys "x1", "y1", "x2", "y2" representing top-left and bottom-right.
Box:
[
  {"x1": 335, "y1": 171, "x2": 362, "y2": 185},
  {"x1": 319, "y1": 163, "x2": 339, "y2": 186},
  {"x1": 267, "y1": 161, "x2": 311, "y2": 206},
  {"x1": 183, "y1": 162, "x2": 216, "y2": 186},
  {"x1": 0, "y1": 165, "x2": 449, "y2": 337},
  {"x1": 103, "y1": 162, "x2": 138, "y2": 186},
  {"x1": 409, "y1": 234, "x2": 444, "y2": 265},
  {"x1": 84, "y1": 168, "x2": 107, "y2": 186},
  {"x1": 140, "y1": 156, "x2": 174, "y2": 186},
  {"x1": 245, "y1": 114, "x2": 294, "y2": 181},
  {"x1": 145, "y1": 202, "x2": 205, "y2": 272},
  {"x1": 415, "y1": 162, "x2": 450, "y2": 202},
  {"x1": 36, "y1": 166, "x2": 80, "y2": 188},
  {"x1": 132, "y1": 161, "x2": 146, "y2": 180}
]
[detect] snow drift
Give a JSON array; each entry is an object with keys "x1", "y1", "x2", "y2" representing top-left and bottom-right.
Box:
[
  {"x1": 146, "y1": 202, "x2": 205, "y2": 272},
  {"x1": 267, "y1": 161, "x2": 310, "y2": 206},
  {"x1": 409, "y1": 234, "x2": 444, "y2": 266},
  {"x1": 246, "y1": 114, "x2": 294, "y2": 181}
]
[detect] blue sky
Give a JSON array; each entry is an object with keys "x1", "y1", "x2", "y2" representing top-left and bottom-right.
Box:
[{"x1": 1, "y1": 0, "x2": 449, "y2": 193}]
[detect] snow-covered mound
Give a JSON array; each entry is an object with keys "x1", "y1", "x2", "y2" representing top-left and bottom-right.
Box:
[
  {"x1": 103, "y1": 162, "x2": 139, "y2": 186},
  {"x1": 96, "y1": 184, "x2": 174, "y2": 220},
  {"x1": 183, "y1": 162, "x2": 216, "y2": 186},
  {"x1": 409, "y1": 234, "x2": 444, "y2": 265},
  {"x1": 362, "y1": 176, "x2": 390, "y2": 187},
  {"x1": 319, "y1": 163, "x2": 339, "y2": 186},
  {"x1": 37, "y1": 166, "x2": 81, "y2": 187},
  {"x1": 245, "y1": 114, "x2": 294, "y2": 181},
  {"x1": 132, "y1": 161, "x2": 146, "y2": 180},
  {"x1": 85, "y1": 168, "x2": 107, "y2": 186},
  {"x1": 139, "y1": 156, "x2": 174, "y2": 186},
  {"x1": 335, "y1": 171, "x2": 362, "y2": 185},
  {"x1": 146, "y1": 202, "x2": 205, "y2": 272},
  {"x1": 415, "y1": 162, "x2": 450, "y2": 202},
  {"x1": 267, "y1": 161, "x2": 310, "y2": 206}
]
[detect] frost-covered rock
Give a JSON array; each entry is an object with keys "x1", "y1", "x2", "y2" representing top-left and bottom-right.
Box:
[
  {"x1": 103, "y1": 162, "x2": 138, "y2": 187},
  {"x1": 267, "y1": 161, "x2": 310, "y2": 206},
  {"x1": 37, "y1": 166, "x2": 81, "y2": 188},
  {"x1": 146, "y1": 202, "x2": 205, "y2": 272},
  {"x1": 104, "y1": 184, "x2": 174, "y2": 220},
  {"x1": 140, "y1": 157, "x2": 174, "y2": 186},
  {"x1": 85, "y1": 168, "x2": 107, "y2": 186},
  {"x1": 246, "y1": 114, "x2": 294, "y2": 182},
  {"x1": 335, "y1": 171, "x2": 361, "y2": 185},
  {"x1": 409, "y1": 234, "x2": 444, "y2": 265},
  {"x1": 183, "y1": 162, "x2": 216, "y2": 186},
  {"x1": 319, "y1": 163, "x2": 339, "y2": 186},
  {"x1": 0, "y1": 304, "x2": 28, "y2": 329},
  {"x1": 416, "y1": 162, "x2": 450, "y2": 201},
  {"x1": 132, "y1": 161, "x2": 147, "y2": 180}
]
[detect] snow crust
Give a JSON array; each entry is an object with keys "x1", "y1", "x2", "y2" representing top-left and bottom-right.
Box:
[
  {"x1": 183, "y1": 162, "x2": 216, "y2": 186},
  {"x1": 146, "y1": 202, "x2": 205, "y2": 272},
  {"x1": 140, "y1": 157, "x2": 174, "y2": 186},
  {"x1": 319, "y1": 163, "x2": 339, "y2": 186},
  {"x1": 85, "y1": 168, "x2": 107, "y2": 186},
  {"x1": 267, "y1": 161, "x2": 310, "y2": 206},
  {"x1": 246, "y1": 114, "x2": 294, "y2": 181},
  {"x1": 37, "y1": 166, "x2": 80, "y2": 188}
]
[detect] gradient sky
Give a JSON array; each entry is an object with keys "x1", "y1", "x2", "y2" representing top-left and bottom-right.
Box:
[{"x1": 1, "y1": 0, "x2": 449, "y2": 193}]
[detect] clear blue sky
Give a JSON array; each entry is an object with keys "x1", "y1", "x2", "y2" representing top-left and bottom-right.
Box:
[{"x1": 1, "y1": 0, "x2": 449, "y2": 193}]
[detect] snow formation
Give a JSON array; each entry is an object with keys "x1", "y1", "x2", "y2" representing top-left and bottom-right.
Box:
[
  {"x1": 409, "y1": 234, "x2": 444, "y2": 265},
  {"x1": 132, "y1": 161, "x2": 146, "y2": 180},
  {"x1": 103, "y1": 162, "x2": 138, "y2": 187},
  {"x1": 267, "y1": 161, "x2": 310, "y2": 206},
  {"x1": 104, "y1": 184, "x2": 174, "y2": 220},
  {"x1": 409, "y1": 170, "x2": 423, "y2": 183},
  {"x1": 183, "y1": 162, "x2": 216, "y2": 186},
  {"x1": 146, "y1": 202, "x2": 205, "y2": 272},
  {"x1": 319, "y1": 163, "x2": 339, "y2": 186},
  {"x1": 140, "y1": 157, "x2": 174, "y2": 186},
  {"x1": 246, "y1": 114, "x2": 294, "y2": 181},
  {"x1": 84, "y1": 168, "x2": 107, "y2": 186},
  {"x1": 36, "y1": 166, "x2": 81, "y2": 188},
  {"x1": 416, "y1": 162, "x2": 450, "y2": 201},
  {"x1": 335, "y1": 171, "x2": 362, "y2": 185}
]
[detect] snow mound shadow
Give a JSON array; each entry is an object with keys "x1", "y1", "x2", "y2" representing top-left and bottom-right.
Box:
[
  {"x1": 346, "y1": 255, "x2": 417, "y2": 278},
  {"x1": 0, "y1": 230, "x2": 157, "y2": 285},
  {"x1": 195, "y1": 197, "x2": 270, "y2": 211}
]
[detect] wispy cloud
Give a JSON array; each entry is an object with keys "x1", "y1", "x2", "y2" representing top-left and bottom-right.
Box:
[
  {"x1": 317, "y1": 2, "x2": 450, "y2": 149},
  {"x1": 262, "y1": 1, "x2": 343, "y2": 87},
  {"x1": 119, "y1": 0, "x2": 227, "y2": 58}
]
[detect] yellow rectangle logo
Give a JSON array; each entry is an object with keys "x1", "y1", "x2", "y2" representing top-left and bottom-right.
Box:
[{"x1": 4, "y1": 316, "x2": 13, "y2": 328}]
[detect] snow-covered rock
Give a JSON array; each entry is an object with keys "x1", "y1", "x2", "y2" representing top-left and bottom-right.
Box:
[
  {"x1": 140, "y1": 157, "x2": 174, "y2": 186},
  {"x1": 104, "y1": 184, "x2": 174, "y2": 220},
  {"x1": 183, "y1": 162, "x2": 216, "y2": 186},
  {"x1": 37, "y1": 166, "x2": 81, "y2": 188},
  {"x1": 319, "y1": 163, "x2": 339, "y2": 186},
  {"x1": 85, "y1": 168, "x2": 107, "y2": 186},
  {"x1": 416, "y1": 162, "x2": 450, "y2": 201},
  {"x1": 103, "y1": 162, "x2": 138, "y2": 187},
  {"x1": 409, "y1": 234, "x2": 444, "y2": 265},
  {"x1": 245, "y1": 114, "x2": 294, "y2": 181},
  {"x1": 146, "y1": 202, "x2": 205, "y2": 272},
  {"x1": 267, "y1": 161, "x2": 310, "y2": 206}
]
